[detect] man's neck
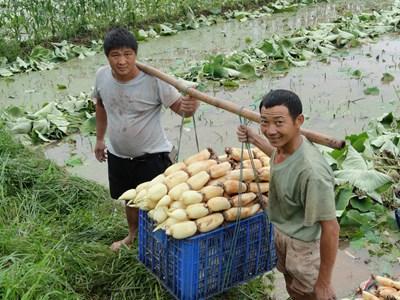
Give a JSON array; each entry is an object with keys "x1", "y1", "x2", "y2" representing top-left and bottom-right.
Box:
[{"x1": 275, "y1": 135, "x2": 303, "y2": 163}]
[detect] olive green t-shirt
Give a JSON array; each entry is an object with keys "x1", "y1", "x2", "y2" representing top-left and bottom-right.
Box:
[{"x1": 269, "y1": 137, "x2": 336, "y2": 242}]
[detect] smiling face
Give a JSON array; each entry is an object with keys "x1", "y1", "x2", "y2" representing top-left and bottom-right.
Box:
[
  {"x1": 107, "y1": 47, "x2": 138, "y2": 81},
  {"x1": 260, "y1": 105, "x2": 304, "y2": 150}
]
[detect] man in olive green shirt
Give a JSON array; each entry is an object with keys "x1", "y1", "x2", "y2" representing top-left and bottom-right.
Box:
[{"x1": 237, "y1": 89, "x2": 339, "y2": 300}]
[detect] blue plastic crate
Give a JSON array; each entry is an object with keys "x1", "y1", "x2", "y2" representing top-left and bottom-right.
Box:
[
  {"x1": 395, "y1": 208, "x2": 400, "y2": 229},
  {"x1": 138, "y1": 210, "x2": 277, "y2": 300}
]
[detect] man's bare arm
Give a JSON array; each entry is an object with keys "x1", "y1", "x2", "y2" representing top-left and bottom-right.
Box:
[
  {"x1": 250, "y1": 132, "x2": 275, "y2": 157},
  {"x1": 314, "y1": 219, "x2": 340, "y2": 299},
  {"x1": 169, "y1": 96, "x2": 199, "y2": 117},
  {"x1": 94, "y1": 98, "x2": 108, "y2": 162},
  {"x1": 236, "y1": 125, "x2": 274, "y2": 157},
  {"x1": 96, "y1": 98, "x2": 107, "y2": 141}
]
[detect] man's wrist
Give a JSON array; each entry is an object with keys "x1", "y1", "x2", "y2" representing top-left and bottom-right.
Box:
[
  {"x1": 251, "y1": 134, "x2": 262, "y2": 147},
  {"x1": 315, "y1": 275, "x2": 331, "y2": 286}
]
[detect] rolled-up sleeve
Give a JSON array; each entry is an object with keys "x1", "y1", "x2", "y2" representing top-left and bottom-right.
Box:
[
  {"x1": 157, "y1": 79, "x2": 181, "y2": 108},
  {"x1": 92, "y1": 70, "x2": 101, "y2": 100},
  {"x1": 303, "y1": 176, "x2": 336, "y2": 226}
]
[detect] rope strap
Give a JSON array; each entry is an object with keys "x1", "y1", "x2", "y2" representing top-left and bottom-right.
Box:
[
  {"x1": 223, "y1": 113, "x2": 274, "y2": 288},
  {"x1": 175, "y1": 114, "x2": 200, "y2": 163}
]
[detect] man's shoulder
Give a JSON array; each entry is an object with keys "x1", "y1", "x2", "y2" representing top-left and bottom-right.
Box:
[
  {"x1": 302, "y1": 139, "x2": 329, "y2": 164},
  {"x1": 139, "y1": 71, "x2": 158, "y2": 84},
  {"x1": 140, "y1": 72, "x2": 168, "y2": 88},
  {"x1": 299, "y1": 139, "x2": 333, "y2": 177},
  {"x1": 95, "y1": 65, "x2": 111, "y2": 79}
]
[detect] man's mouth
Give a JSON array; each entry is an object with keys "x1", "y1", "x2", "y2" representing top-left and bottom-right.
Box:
[
  {"x1": 268, "y1": 136, "x2": 280, "y2": 142},
  {"x1": 117, "y1": 66, "x2": 128, "y2": 72}
]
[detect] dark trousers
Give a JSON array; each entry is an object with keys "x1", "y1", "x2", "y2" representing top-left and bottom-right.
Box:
[{"x1": 107, "y1": 151, "x2": 172, "y2": 199}]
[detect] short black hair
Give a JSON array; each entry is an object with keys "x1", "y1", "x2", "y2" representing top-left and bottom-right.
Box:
[
  {"x1": 103, "y1": 27, "x2": 138, "y2": 56},
  {"x1": 259, "y1": 89, "x2": 302, "y2": 120}
]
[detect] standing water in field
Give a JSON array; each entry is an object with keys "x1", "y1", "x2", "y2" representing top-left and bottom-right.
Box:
[{"x1": 0, "y1": 0, "x2": 394, "y2": 108}]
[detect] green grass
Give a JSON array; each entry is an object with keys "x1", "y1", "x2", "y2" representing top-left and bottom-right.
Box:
[
  {"x1": 0, "y1": 126, "x2": 270, "y2": 299},
  {"x1": 0, "y1": 126, "x2": 172, "y2": 299}
]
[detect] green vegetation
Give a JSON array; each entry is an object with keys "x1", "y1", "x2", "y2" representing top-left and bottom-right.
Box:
[
  {"x1": 1, "y1": 0, "x2": 266, "y2": 50},
  {"x1": 327, "y1": 113, "x2": 400, "y2": 264},
  {"x1": 0, "y1": 0, "x2": 326, "y2": 77},
  {"x1": 0, "y1": 125, "x2": 169, "y2": 299},
  {"x1": 0, "y1": 93, "x2": 95, "y2": 144},
  {"x1": 2, "y1": 0, "x2": 399, "y2": 85},
  {"x1": 179, "y1": 2, "x2": 400, "y2": 86}
]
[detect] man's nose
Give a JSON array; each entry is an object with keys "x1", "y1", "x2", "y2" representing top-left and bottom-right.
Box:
[
  {"x1": 266, "y1": 125, "x2": 278, "y2": 135},
  {"x1": 117, "y1": 56, "x2": 127, "y2": 64}
]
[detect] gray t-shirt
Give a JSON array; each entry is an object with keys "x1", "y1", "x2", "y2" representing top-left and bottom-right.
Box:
[{"x1": 93, "y1": 65, "x2": 181, "y2": 158}]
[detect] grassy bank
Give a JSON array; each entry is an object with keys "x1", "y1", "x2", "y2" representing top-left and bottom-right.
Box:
[
  {"x1": 0, "y1": 126, "x2": 270, "y2": 299},
  {"x1": 0, "y1": 125, "x2": 171, "y2": 299}
]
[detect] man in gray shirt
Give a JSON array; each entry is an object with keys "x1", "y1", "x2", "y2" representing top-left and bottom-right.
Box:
[{"x1": 93, "y1": 28, "x2": 199, "y2": 251}]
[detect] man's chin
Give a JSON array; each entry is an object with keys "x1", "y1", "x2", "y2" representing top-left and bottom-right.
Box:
[
  {"x1": 116, "y1": 70, "x2": 128, "y2": 75},
  {"x1": 268, "y1": 139, "x2": 281, "y2": 147}
]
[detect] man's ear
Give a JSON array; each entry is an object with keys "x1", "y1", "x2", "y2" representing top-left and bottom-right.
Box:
[{"x1": 296, "y1": 114, "x2": 304, "y2": 128}]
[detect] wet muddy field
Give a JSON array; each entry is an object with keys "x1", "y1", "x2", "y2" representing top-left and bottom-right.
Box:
[
  {"x1": 0, "y1": 0, "x2": 394, "y2": 108},
  {"x1": 1, "y1": 0, "x2": 399, "y2": 298},
  {"x1": 44, "y1": 36, "x2": 400, "y2": 186}
]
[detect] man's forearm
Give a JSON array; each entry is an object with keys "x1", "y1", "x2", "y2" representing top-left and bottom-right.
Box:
[
  {"x1": 317, "y1": 220, "x2": 339, "y2": 284},
  {"x1": 169, "y1": 96, "x2": 199, "y2": 117},
  {"x1": 252, "y1": 133, "x2": 274, "y2": 157},
  {"x1": 96, "y1": 102, "x2": 107, "y2": 141}
]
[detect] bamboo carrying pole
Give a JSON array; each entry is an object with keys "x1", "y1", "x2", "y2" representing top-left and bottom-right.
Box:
[{"x1": 137, "y1": 62, "x2": 346, "y2": 150}]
